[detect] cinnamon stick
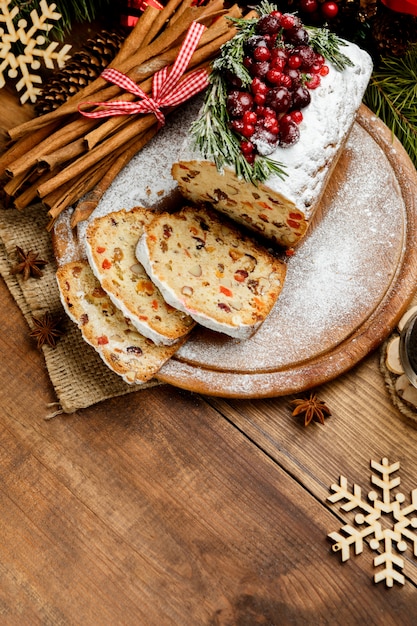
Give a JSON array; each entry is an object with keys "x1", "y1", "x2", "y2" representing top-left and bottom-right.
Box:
[
  {"x1": 7, "y1": 1, "x2": 213, "y2": 140},
  {"x1": 13, "y1": 170, "x2": 56, "y2": 210},
  {"x1": 141, "y1": 0, "x2": 186, "y2": 47},
  {"x1": 6, "y1": 115, "x2": 98, "y2": 178},
  {"x1": 71, "y1": 125, "x2": 159, "y2": 227},
  {"x1": 37, "y1": 137, "x2": 86, "y2": 171},
  {"x1": 37, "y1": 114, "x2": 157, "y2": 198},
  {"x1": 0, "y1": 121, "x2": 59, "y2": 177}
]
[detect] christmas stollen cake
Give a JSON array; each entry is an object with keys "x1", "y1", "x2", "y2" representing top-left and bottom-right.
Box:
[
  {"x1": 56, "y1": 260, "x2": 186, "y2": 384},
  {"x1": 135, "y1": 205, "x2": 286, "y2": 340},
  {"x1": 85, "y1": 207, "x2": 195, "y2": 346},
  {"x1": 172, "y1": 9, "x2": 373, "y2": 248}
]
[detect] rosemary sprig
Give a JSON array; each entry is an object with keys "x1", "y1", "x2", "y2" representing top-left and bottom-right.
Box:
[
  {"x1": 306, "y1": 26, "x2": 354, "y2": 72},
  {"x1": 190, "y1": 72, "x2": 287, "y2": 185}
]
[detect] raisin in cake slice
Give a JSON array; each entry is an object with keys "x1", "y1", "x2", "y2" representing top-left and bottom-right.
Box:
[
  {"x1": 172, "y1": 15, "x2": 373, "y2": 249},
  {"x1": 56, "y1": 260, "x2": 185, "y2": 384},
  {"x1": 85, "y1": 207, "x2": 195, "y2": 346},
  {"x1": 135, "y1": 206, "x2": 286, "y2": 340}
]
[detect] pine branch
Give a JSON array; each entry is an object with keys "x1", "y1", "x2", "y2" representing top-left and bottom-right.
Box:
[
  {"x1": 10, "y1": 0, "x2": 113, "y2": 35},
  {"x1": 364, "y1": 45, "x2": 417, "y2": 168}
]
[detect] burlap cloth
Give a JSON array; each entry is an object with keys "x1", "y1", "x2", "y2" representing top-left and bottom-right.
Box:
[{"x1": 0, "y1": 203, "x2": 158, "y2": 415}]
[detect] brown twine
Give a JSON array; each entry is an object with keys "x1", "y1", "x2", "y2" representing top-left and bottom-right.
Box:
[{"x1": 0, "y1": 204, "x2": 158, "y2": 415}]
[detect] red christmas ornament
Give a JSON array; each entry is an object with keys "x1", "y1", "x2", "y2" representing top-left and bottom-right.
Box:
[{"x1": 381, "y1": 0, "x2": 417, "y2": 14}]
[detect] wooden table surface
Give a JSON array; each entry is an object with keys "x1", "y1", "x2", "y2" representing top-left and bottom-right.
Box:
[{"x1": 2, "y1": 88, "x2": 417, "y2": 625}]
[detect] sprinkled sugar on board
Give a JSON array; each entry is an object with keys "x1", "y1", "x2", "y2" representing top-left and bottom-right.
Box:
[{"x1": 54, "y1": 104, "x2": 417, "y2": 398}]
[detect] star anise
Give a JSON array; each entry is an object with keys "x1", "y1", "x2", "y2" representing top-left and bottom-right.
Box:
[
  {"x1": 29, "y1": 312, "x2": 65, "y2": 349},
  {"x1": 290, "y1": 392, "x2": 332, "y2": 427},
  {"x1": 10, "y1": 246, "x2": 48, "y2": 281}
]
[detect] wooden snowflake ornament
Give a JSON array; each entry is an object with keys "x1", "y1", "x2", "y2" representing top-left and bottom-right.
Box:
[
  {"x1": 0, "y1": 0, "x2": 71, "y2": 103},
  {"x1": 328, "y1": 458, "x2": 417, "y2": 587}
]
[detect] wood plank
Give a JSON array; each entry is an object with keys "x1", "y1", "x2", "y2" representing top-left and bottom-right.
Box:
[
  {"x1": 208, "y1": 355, "x2": 417, "y2": 588},
  {"x1": 1, "y1": 275, "x2": 417, "y2": 624}
]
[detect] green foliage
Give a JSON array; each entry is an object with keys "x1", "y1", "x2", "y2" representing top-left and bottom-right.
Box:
[
  {"x1": 10, "y1": 0, "x2": 113, "y2": 35},
  {"x1": 364, "y1": 45, "x2": 417, "y2": 168}
]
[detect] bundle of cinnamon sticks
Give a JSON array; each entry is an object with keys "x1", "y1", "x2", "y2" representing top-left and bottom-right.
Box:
[{"x1": 0, "y1": 0, "x2": 254, "y2": 230}]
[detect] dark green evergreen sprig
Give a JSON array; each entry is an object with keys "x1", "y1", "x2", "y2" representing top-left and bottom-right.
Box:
[
  {"x1": 10, "y1": 0, "x2": 113, "y2": 36},
  {"x1": 364, "y1": 45, "x2": 417, "y2": 168},
  {"x1": 306, "y1": 26, "x2": 354, "y2": 72}
]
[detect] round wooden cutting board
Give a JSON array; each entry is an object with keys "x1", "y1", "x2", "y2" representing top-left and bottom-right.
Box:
[
  {"x1": 155, "y1": 107, "x2": 417, "y2": 397},
  {"x1": 56, "y1": 104, "x2": 417, "y2": 399}
]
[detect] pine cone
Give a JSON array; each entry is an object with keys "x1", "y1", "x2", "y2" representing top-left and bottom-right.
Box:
[
  {"x1": 35, "y1": 29, "x2": 126, "y2": 116},
  {"x1": 372, "y1": 8, "x2": 417, "y2": 56}
]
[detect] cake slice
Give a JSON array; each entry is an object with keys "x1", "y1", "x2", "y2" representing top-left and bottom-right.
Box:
[
  {"x1": 172, "y1": 12, "x2": 373, "y2": 248},
  {"x1": 85, "y1": 207, "x2": 195, "y2": 346},
  {"x1": 56, "y1": 260, "x2": 186, "y2": 384},
  {"x1": 135, "y1": 205, "x2": 286, "y2": 340}
]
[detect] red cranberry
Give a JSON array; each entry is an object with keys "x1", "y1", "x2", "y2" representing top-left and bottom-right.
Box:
[
  {"x1": 320, "y1": 64, "x2": 330, "y2": 76},
  {"x1": 241, "y1": 123, "x2": 255, "y2": 138},
  {"x1": 305, "y1": 74, "x2": 321, "y2": 89},
  {"x1": 285, "y1": 68, "x2": 302, "y2": 87},
  {"x1": 272, "y1": 48, "x2": 288, "y2": 64},
  {"x1": 252, "y1": 61, "x2": 270, "y2": 79},
  {"x1": 230, "y1": 119, "x2": 245, "y2": 134},
  {"x1": 251, "y1": 78, "x2": 268, "y2": 96},
  {"x1": 253, "y1": 46, "x2": 271, "y2": 61},
  {"x1": 288, "y1": 54, "x2": 302, "y2": 69},
  {"x1": 263, "y1": 115, "x2": 279, "y2": 135},
  {"x1": 293, "y1": 45, "x2": 316, "y2": 70},
  {"x1": 290, "y1": 110, "x2": 303, "y2": 124},
  {"x1": 243, "y1": 56, "x2": 254, "y2": 72},
  {"x1": 300, "y1": 0, "x2": 318, "y2": 12},
  {"x1": 256, "y1": 13, "x2": 282, "y2": 35},
  {"x1": 255, "y1": 105, "x2": 275, "y2": 118},
  {"x1": 254, "y1": 93, "x2": 266, "y2": 105},
  {"x1": 280, "y1": 13, "x2": 297, "y2": 29},
  {"x1": 252, "y1": 127, "x2": 279, "y2": 155},
  {"x1": 226, "y1": 90, "x2": 254, "y2": 118},
  {"x1": 240, "y1": 140, "x2": 254, "y2": 155},
  {"x1": 245, "y1": 35, "x2": 269, "y2": 54},
  {"x1": 291, "y1": 85, "x2": 311, "y2": 109},
  {"x1": 284, "y1": 27, "x2": 310, "y2": 46},
  {"x1": 279, "y1": 119, "x2": 300, "y2": 147},
  {"x1": 321, "y1": 1, "x2": 339, "y2": 18},
  {"x1": 243, "y1": 110, "x2": 257, "y2": 125},
  {"x1": 280, "y1": 74, "x2": 292, "y2": 89},
  {"x1": 265, "y1": 86, "x2": 292, "y2": 113},
  {"x1": 266, "y1": 68, "x2": 284, "y2": 84}
]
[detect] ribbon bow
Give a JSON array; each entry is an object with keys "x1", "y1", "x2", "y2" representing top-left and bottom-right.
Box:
[{"x1": 79, "y1": 21, "x2": 209, "y2": 126}]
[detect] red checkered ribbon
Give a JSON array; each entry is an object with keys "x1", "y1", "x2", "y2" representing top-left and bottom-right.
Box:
[{"x1": 78, "y1": 21, "x2": 209, "y2": 126}]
